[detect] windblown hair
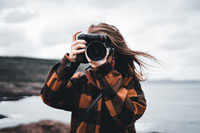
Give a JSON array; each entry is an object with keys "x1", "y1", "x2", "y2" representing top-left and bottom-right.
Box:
[{"x1": 88, "y1": 23, "x2": 156, "y2": 81}]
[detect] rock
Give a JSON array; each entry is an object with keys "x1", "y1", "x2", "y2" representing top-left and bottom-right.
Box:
[
  {"x1": 0, "y1": 114, "x2": 7, "y2": 119},
  {"x1": 0, "y1": 82, "x2": 42, "y2": 102},
  {"x1": 0, "y1": 120, "x2": 70, "y2": 133}
]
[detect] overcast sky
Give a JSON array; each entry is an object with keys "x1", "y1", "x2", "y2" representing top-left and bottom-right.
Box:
[{"x1": 0, "y1": 0, "x2": 199, "y2": 80}]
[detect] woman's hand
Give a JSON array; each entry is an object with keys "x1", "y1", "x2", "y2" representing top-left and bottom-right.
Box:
[
  {"x1": 69, "y1": 31, "x2": 87, "y2": 61},
  {"x1": 85, "y1": 48, "x2": 109, "y2": 68}
]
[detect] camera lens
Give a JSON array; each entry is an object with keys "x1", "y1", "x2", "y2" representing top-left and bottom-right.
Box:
[
  {"x1": 93, "y1": 47, "x2": 101, "y2": 56},
  {"x1": 86, "y1": 41, "x2": 106, "y2": 61}
]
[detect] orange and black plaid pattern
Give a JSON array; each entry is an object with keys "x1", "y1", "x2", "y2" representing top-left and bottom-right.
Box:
[{"x1": 40, "y1": 53, "x2": 146, "y2": 133}]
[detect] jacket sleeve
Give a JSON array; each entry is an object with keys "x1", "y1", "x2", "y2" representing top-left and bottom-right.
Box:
[
  {"x1": 93, "y1": 61, "x2": 146, "y2": 128},
  {"x1": 40, "y1": 53, "x2": 82, "y2": 111}
]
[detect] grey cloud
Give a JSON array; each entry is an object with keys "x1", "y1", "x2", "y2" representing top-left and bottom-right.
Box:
[
  {"x1": 85, "y1": 0, "x2": 133, "y2": 9},
  {"x1": 178, "y1": 48, "x2": 200, "y2": 66},
  {"x1": 182, "y1": 0, "x2": 200, "y2": 11},
  {"x1": 162, "y1": 33, "x2": 199, "y2": 51},
  {"x1": 2, "y1": 10, "x2": 38, "y2": 23},
  {"x1": 168, "y1": 0, "x2": 200, "y2": 21},
  {"x1": 161, "y1": 21, "x2": 200, "y2": 51},
  {"x1": 39, "y1": 0, "x2": 132, "y2": 9},
  {"x1": 0, "y1": 0, "x2": 24, "y2": 11},
  {"x1": 177, "y1": 50, "x2": 200, "y2": 79},
  {"x1": 40, "y1": 23, "x2": 89, "y2": 45},
  {"x1": 0, "y1": 27, "x2": 27, "y2": 47},
  {"x1": 40, "y1": 29, "x2": 70, "y2": 46},
  {"x1": 129, "y1": 0, "x2": 200, "y2": 52}
]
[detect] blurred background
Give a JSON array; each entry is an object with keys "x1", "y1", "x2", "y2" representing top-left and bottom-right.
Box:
[{"x1": 0, "y1": 0, "x2": 200, "y2": 132}]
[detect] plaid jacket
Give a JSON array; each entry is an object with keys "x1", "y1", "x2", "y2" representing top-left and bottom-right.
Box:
[{"x1": 40, "y1": 53, "x2": 146, "y2": 133}]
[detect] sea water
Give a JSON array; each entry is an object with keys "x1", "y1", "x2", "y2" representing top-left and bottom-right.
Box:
[
  {"x1": 137, "y1": 82, "x2": 200, "y2": 133},
  {"x1": 0, "y1": 82, "x2": 200, "y2": 133}
]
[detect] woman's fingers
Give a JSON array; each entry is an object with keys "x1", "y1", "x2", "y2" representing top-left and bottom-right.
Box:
[
  {"x1": 72, "y1": 40, "x2": 87, "y2": 47},
  {"x1": 72, "y1": 44, "x2": 86, "y2": 50},
  {"x1": 76, "y1": 48, "x2": 86, "y2": 54},
  {"x1": 72, "y1": 31, "x2": 82, "y2": 41},
  {"x1": 72, "y1": 48, "x2": 85, "y2": 55},
  {"x1": 69, "y1": 31, "x2": 85, "y2": 61}
]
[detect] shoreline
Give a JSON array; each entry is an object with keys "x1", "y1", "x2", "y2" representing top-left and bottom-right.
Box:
[
  {"x1": 0, "y1": 120, "x2": 70, "y2": 133},
  {"x1": 0, "y1": 81, "x2": 42, "y2": 102}
]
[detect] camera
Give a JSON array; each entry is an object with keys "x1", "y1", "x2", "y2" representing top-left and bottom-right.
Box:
[{"x1": 75, "y1": 33, "x2": 113, "y2": 63}]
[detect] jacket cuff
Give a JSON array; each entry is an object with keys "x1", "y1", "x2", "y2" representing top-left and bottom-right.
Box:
[
  {"x1": 92, "y1": 61, "x2": 113, "y2": 77},
  {"x1": 57, "y1": 53, "x2": 80, "y2": 80},
  {"x1": 60, "y1": 53, "x2": 72, "y2": 64}
]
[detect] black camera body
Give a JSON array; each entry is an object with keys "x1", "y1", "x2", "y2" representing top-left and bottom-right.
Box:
[{"x1": 76, "y1": 33, "x2": 112, "y2": 63}]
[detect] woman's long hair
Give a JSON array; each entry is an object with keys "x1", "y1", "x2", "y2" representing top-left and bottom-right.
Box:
[{"x1": 88, "y1": 23, "x2": 156, "y2": 81}]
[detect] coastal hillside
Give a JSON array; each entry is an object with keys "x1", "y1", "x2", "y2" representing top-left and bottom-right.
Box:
[
  {"x1": 0, "y1": 56, "x2": 58, "y2": 101},
  {"x1": 0, "y1": 56, "x2": 59, "y2": 83}
]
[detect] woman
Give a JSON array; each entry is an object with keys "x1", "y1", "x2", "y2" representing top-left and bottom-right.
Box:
[{"x1": 40, "y1": 23, "x2": 156, "y2": 133}]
